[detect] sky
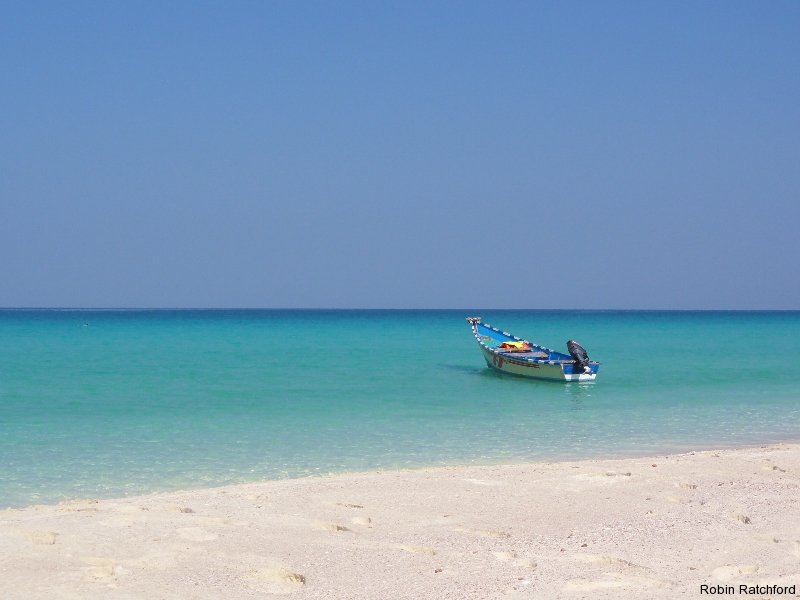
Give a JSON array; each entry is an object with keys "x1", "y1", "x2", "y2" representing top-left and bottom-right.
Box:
[{"x1": 1, "y1": 1, "x2": 798, "y2": 309}]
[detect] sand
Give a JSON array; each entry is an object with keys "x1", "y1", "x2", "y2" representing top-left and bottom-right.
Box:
[{"x1": 1, "y1": 444, "x2": 799, "y2": 599}]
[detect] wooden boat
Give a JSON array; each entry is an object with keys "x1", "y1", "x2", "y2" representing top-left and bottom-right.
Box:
[{"x1": 466, "y1": 317, "x2": 600, "y2": 382}]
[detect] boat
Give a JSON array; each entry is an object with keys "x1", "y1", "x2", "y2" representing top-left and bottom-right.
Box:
[{"x1": 466, "y1": 317, "x2": 600, "y2": 382}]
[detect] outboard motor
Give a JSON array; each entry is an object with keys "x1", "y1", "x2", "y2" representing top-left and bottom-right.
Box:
[{"x1": 566, "y1": 340, "x2": 591, "y2": 374}]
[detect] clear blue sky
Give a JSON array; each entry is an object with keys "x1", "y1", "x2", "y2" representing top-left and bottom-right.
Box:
[{"x1": 2, "y1": 1, "x2": 798, "y2": 309}]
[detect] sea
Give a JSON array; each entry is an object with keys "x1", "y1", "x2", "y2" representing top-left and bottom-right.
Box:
[{"x1": 1, "y1": 309, "x2": 798, "y2": 508}]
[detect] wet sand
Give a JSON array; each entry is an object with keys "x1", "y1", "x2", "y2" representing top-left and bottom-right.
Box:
[{"x1": 1, "y1": 444, "x2": 799, "y2": 599}]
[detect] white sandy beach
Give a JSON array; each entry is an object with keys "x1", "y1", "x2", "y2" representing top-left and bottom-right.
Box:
[{"x1": 1, "y1": 444, "x2": 799, "y2": 599}]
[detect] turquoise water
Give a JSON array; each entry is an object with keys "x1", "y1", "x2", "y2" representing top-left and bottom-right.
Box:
[{"x1": 1, "y1": 310, "x2": 799, "y2": 508}]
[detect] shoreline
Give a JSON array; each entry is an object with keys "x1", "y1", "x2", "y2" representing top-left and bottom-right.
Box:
[
  {"x1": 2, "y1": 443, "x2": 799, "y2": 598},
  {"x1": 6, "y1": 436, "x2": 800, "y2": 512}
]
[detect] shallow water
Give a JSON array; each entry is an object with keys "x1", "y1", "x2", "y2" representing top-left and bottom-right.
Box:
[{"x1": 1, "y1": 309, "x2": 798, "y2": 507}]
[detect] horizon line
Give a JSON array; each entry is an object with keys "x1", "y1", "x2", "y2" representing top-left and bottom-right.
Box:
[{"x1": 0, "y1": 307, "x2": 798, "y2": 312}]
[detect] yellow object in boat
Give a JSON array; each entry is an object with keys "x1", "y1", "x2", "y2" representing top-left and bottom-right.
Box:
[{"x1": 499, "y1": 340, "x2": 531, "y2": 350}]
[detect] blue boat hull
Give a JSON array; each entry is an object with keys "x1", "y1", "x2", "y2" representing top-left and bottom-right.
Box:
[{"x1": 480, "y1": 346, "x2": 598, "y2": 381}]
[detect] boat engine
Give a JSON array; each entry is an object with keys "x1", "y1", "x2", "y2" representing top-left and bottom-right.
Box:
[{"x1": 566, "y1": 340, "x2": 591, "y2": 374}]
